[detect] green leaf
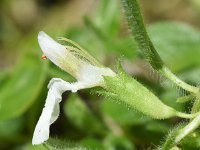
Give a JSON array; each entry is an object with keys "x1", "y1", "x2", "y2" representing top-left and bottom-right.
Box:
[
  {"x1": 94, "y1": 0, "x2": 120, "y2": 37},
  {"x1": 45, "y1": 138, "x2": 87, "y2": 150},
  {"x1": 192, "y1": 0, "x2": 200, "y2": 14},
  {"x1": 181, "y1": 133, "x2": 200, "y2": 149},
  {"x1": 0, "y1": 51, "x2": 48, "y2": 121},
  {"x1": 64, "y1": 27, "x2": 106, "y2": 61},
  {"x1": 179, "y1": 67, "x2": 200, "y2": 85},
  {"x1": 0, "y1": 117, "x2": 24, "y2": 137},
  {"x1": 16, "y1": 143, "x2": 48, "y2": 150},
  {"x1": 0, "y1": 69, "x2": 11, "y2": 92},
  {"x1": 114, "y1": 37, "x2": 137, "y2": 59},
  {"x1": 103, "y1": 134, "x2": 136, "y2": 150},
  {"x1": 64, "y1": 94, "x2": 106, "y2": 134},
  {"x1": 148, "y1": 22, "x2": 200, "y2": 72},
  {"x1": 101, "y1": 99, "x2": 150, "y2": 126},
  {"x1": 176, "y1": 95, "x2": 195, "y2": 103},
  {"x1": 84, "y1": 17, "x2": 137, "y2": 59},
  {"x1": 80, "y1": 138, "x2": 105, "y2": 150},
  {"x1": 160, "y1": 86, "x2": 185, "y2": 112},
  {"x1": 48, "y1": 64, "x2": 75, "y2": 82}
]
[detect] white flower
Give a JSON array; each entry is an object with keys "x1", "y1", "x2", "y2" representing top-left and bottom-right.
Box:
[{"x1": 32, "y1": 31, "x2": 115, "y2": 145}]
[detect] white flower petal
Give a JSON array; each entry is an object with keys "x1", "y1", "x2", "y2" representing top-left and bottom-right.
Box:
[
  {"x1": 32, "y1": 79, "x2": 68, "y2": 145},
  {"x1": 32, "y1": 67, "x2": 115, "y2": 145},
  {"x1": 32, "y1": 89, "x2": 58, "y2": 145},
  {"x1": 38, "y1": 32, "x2": 82, "y2": 78},
  {"x1": 38, "y1": 31, "x2": 68, "y2": 69},
  {"x1": 34, "y1": 32, "x2": 116, "y2": 145},
  {"x1": 78, "y1": 64, "x2": 116, "y2": 86},
  {"x1": 32, "y1": 78, "x2": 92, "y2": 145}
]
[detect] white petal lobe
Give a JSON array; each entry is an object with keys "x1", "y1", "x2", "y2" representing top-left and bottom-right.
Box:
[
  {"x1": 32, "y1": 79, "x2": 67, "y2": 145},
  {"x1": 32, "y1": 78, "x2": 90, "y2": 145},
  {"x1": 38, "y1": 31, "x2": 67, "y2": 67}
]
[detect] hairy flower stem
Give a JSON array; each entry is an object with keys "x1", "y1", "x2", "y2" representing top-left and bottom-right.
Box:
[
  {"x1": 161, "y1": 67, "x2": 199, "y2": 94},
  {"x1": 175, "y1": 115, "x2": 200, "y2": 144},
  {"x1": 162, "y1": 96, "x2": 200, "y2": 149},
  {"x1": 120, "y1": 0, "x2": 199, "y2": 94},
  {"x1": 191, "y1": 94, "x2": 200, "y2": 113}
]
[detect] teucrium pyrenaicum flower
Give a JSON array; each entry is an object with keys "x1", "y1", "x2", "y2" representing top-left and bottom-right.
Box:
[
  {"x1": 32, "y1": 31, "x2": 115, "y2": 145},
  {"x1": 32, "y1": 31, "x2": 199, "y2": 145}
]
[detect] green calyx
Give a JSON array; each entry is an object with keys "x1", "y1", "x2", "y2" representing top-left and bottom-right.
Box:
[{"x1": 102, "y1": 65, "x2": 198, "y2": 119}]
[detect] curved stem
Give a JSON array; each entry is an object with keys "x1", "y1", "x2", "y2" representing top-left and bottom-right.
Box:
[
  {"x1": 121, "y1": 0, "x2": 200, "y2": 94},
  {"x1": 175, "y1": 115, "x2": 200, "y2": 143},
  {"x1": 176, "y1": 112, "x2": 200, "y2": 119},
  {"x1": 161, "y1": 67, "x2": 200, "y2": 94}
]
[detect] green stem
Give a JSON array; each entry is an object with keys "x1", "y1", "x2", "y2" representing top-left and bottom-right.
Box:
[
  {"x1": 161, "y1": 67, "x2": 199, "y2": 94},
  {"x1": 176, "y1": 94, "x2": 195, "y2": 103},
  {"x1": 176, "y1": 112, "x2": 199, "y2": 119},
  {"x1": 175, "y1": 115, "x2": 200, "y2": 143},
  {"x1": 162, "y1": 116, "x2": 200, "y2": 149},
  {"x1": 120, "y1": 0, "x2": 163, "y2": 69},
  {"x1": 191, "y1": 94, "x2": 200, "y2": 113},
  {"x1": 120, "y1": 0, "x2": 200, "y2": 94},
  {"x1": 162, "y1": 129, "x2": 178, "y2": 150}
]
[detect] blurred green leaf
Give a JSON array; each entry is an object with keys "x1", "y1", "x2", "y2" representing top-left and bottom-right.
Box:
[
  {"x1": 103, "y1": 134, "x2": 136, "y2": 150},
  {"x1": 45, "y1": 138, "x2": 86, "y2": 150},
  {"x1": 13, "y1": 142, "x2": 49, "y2": 150},
  {"x1": 28, "y1": 144, "x2": 48, "y2": 150},
  {"x1": 80, "y1": 138, "x2": 104, "y2": 150},
  {"x1": 14, "y1": 142, "x2": 48, "y2": 150},
  {"x1": 114, "y1": 37, "x2": 137, "y2": 59},
  {"x1": 179, "y1": 67, "x2": 200, "y2": 85},
  {"x1": 144, "y1": 121, "x2": 169, "y2": 134},
  {"x1": 94, "y1": 0, "x2": 120, "y2": 37},
  {"x1": 101, "y1": 99, "x2": 150, "y2": 126},
  {"x1": 0, "y1": 69, "x2": 10, "y2": 90},
  {"x1": 181, "y1": 133, "x2": 200, "y2": 149},
  {"x1": 64, "y1": 94, "x2": 106, "y2": 134},
  {"x1": 0, "y1": 51, "x2": 48, "y2": 121},
  {"x1": 148, "y1": 22, "x2": 200, "y2": 72},
  {"x1": 192, "y1": 0, "x2": 200, "y2": 15},
  {"x1": 0, "y1": 117, "x2": 24, "y2": 137},
  {"x1": 160, "y1": 87, "x2": 185, "y2": 112},
  {"x1": 177, "y1": 94, "x2": 195, "y2": 103},
  {"x1": 160, "y1": 67, "x2": 200, "y2": 111},
  {"x1": 48, "y1": 64, "x2": 75, "y2": 82},
  {"x1": 101, "y1": 99, "x2": 169, "y2": 144},
  {"x1": 84, "y1": 17, "x2": 137, "y2": 60},
  {"x1": 65, "y1": 27, "x2": 106, "y2": 61}
]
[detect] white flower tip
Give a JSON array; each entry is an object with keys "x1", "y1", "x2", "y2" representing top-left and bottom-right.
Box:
[
  {"x1": 38, "y1": 31, "x2": 53, "y2": 51},
  {"x1": 38, "y1": 31, "x2": 46, "y2": 38},
  {"x1": 38, "y1": 31, "x2": 64, "y2": 54},
  {"x1": 38, "y1": 31, "x2": 67, "y2": 68}
]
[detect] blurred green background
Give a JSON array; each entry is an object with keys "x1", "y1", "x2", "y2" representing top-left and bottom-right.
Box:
[{"x1": 0, "y1": 0, "x2": 200, "y2": 149}]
